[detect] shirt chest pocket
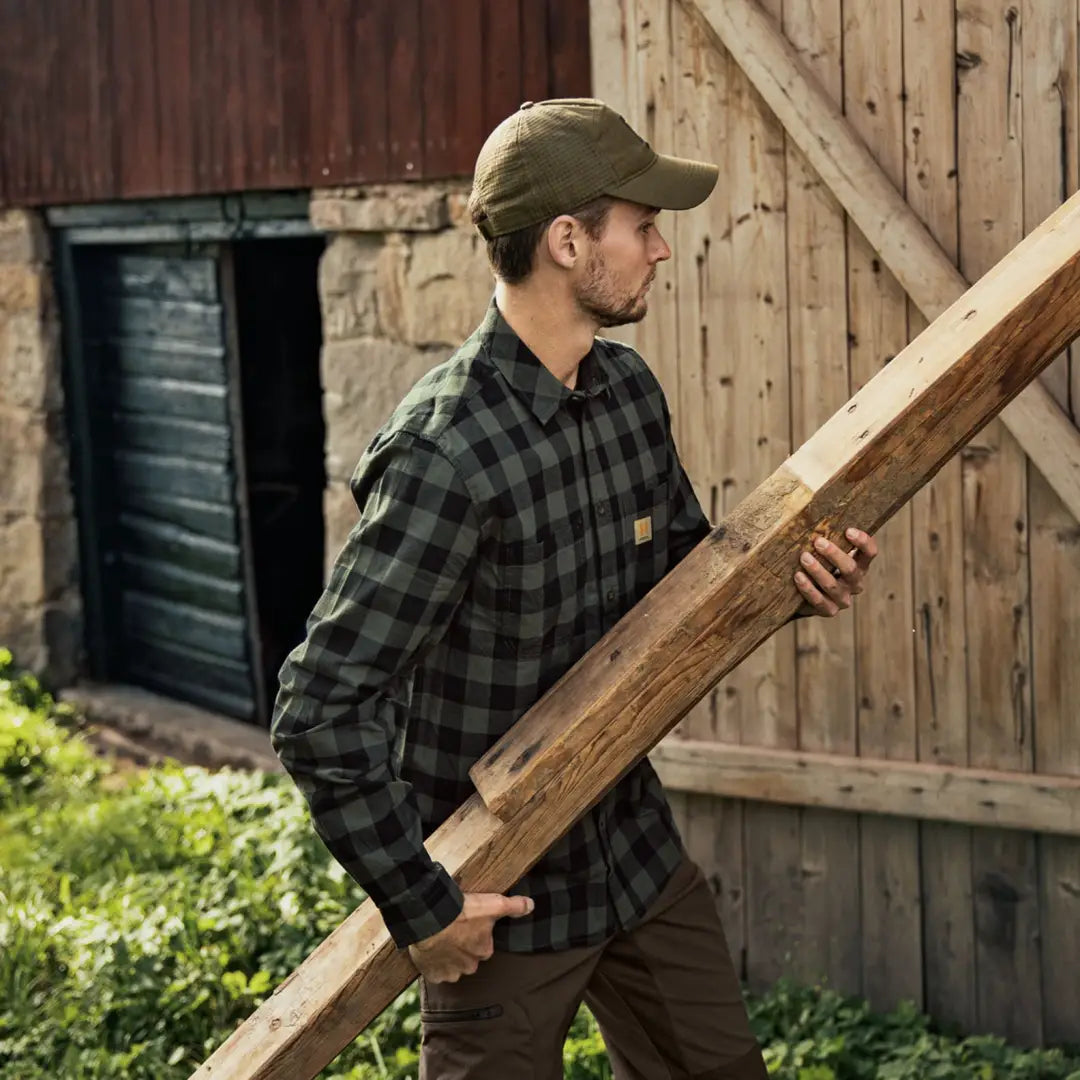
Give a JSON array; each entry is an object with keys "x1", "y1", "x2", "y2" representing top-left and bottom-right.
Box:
[
  {"x1": 491, "y1": 521, "x2": 587, "y2": 658},
  {"x1": 618, "y1": 480, "x2": 671, "y2": 604}
]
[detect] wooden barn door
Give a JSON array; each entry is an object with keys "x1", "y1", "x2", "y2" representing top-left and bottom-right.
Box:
[{"x1": 69, "y1": 245, "x2": 265, "y2": 721}]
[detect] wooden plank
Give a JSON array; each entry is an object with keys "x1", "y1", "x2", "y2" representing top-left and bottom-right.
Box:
[
  {"x1": 482, "y1": 0, "x2": 521, "y2": 137},
  {"x1": 387, "y1": 0, "x2": 423, "y2": 178},
  {"x1": 716, "y1": 0, "x2": 801, "y2": 994},
  {"x1": 590, "y1": 0, "x2": 635, "y2": 118},
  {"x1": 842, "y1": 0, "x2": 922, "y2": 1014},
  {"x1": 107, "y1": 376, "x2": 229, "y2": 425},
  {"x1": 420, "y1": 0, "x2": 455, "y2": 177},
  {"x1": 519, "y1": 0, "x2": 550, "y2": 105},
  {"x1": 449, "y1": 0, "x2": 485, "y2": 175},
  {"x1": 648, "y1": 739, "x2": 1080, "y2": 837},
  {"x1": 115, "y1": 490, "x2": 238, "y2": 543},
  {"x1": 1022, "y1": 0, "x2": 1080, "y2": 1046},
  {"x1": 682, "y1": 0, "x2": 1080, "y2": 525},
  {"x1": 782, "y1": 0, "x2": 861, "y2": 997},
  {"x1": 120, "y1": 553, "x2": 244, "y2": 616},
  {"x1": 193, "y1": 187, "x2": 1080, "y2": 1080},
  {"x1": 669, "y1": 0, "x2": 746, "y2": 971},
  {"x1": 957, "y1": 0, "x2": 1042, "y2": 1046},
  {"x1": 123, "y1": 591, "x2": 249, "y2": 662},
  {"x1": 111, "y1": 414, "x2": 231, "y2": 463},
  {"x1": 902, "y1": 0, "x2": 977, "y2": 1036},
  {"x1": 97, "y1": 339, "x2": 227, "y2": 386},
  {"x1": 112, "y1": 452, "x2": 233, "y2": 506},
  {"x1": 547, "y1": 0, "x2": 592, "y2": 96},
  {"x1": 351, "y1": 0, "x2": 390, "y2": 182},
  {"x1": 118, "y1": 514, "x2": 241, "y2": 580},
  {"x1": 631, "y1": 0, "x2": 680, "y2": 400}
]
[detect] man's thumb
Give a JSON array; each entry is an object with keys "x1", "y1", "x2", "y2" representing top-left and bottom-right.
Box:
[{"x1": 499, "y1": 894, "x2": 535, "y2": 919}]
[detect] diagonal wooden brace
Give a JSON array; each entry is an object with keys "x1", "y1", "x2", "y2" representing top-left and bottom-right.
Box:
[
  {"x1": 675, "y1": 0, "x2": 1080, "y2": 525},
  {"x1": 192, "y1": 191, "x2": 1080, "y2": 1080}
]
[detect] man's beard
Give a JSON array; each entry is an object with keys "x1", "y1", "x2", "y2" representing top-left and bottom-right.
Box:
[{"x1": 574, "y1": 252, "x2": 654, "y2": 328}]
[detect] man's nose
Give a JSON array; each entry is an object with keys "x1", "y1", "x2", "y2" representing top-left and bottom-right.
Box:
[{"x1": 650, "y1": 229, "x2": 672, "y2": 263}]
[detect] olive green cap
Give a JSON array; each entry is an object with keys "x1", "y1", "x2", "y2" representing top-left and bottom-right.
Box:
[{"x1": 470, "y1": 98, "x2": 719, "y2": 239}]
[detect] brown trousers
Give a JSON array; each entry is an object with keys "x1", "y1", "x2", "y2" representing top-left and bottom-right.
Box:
[{"x1": 419, "y1": 858, "x2": 768, "y2": 1080}]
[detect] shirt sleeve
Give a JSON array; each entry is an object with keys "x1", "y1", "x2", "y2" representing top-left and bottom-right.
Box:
[
  {"x1": 660, "y1": 396, "x2": 711, "y2": 571},
  {"x1": 271, "y1": 431, "x2": 481, "y2": 948}
]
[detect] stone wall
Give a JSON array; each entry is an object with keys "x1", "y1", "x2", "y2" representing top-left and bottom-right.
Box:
[
  {"x1": 0, "y1": 211, "x2": 80, "y2": 683},
  {"x1": 311, "y1": 182, "x2": 494, "y2": 568}
]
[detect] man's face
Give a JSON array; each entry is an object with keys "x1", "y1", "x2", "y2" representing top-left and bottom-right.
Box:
[{"x1": 573, "y1": 201, "x2": 672, "y2": 328}]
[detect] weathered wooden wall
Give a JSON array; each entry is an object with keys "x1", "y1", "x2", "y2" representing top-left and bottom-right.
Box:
[
  {"x1": 0, "y1": 0, "x2": 590, "y2": 207},
  {"x1": 594, "y1": 0, "x2": 1080, "y2": 1046}
]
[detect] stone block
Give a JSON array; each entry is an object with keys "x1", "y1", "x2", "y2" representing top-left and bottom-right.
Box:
[
  {"x1": 376, "y1": 228, "x2": 493, "y2": 346},
  {"x1": 0, "y1": 408, "x2": 73, "y2": 517},
  {"x1": 318, "y1": 234, "x2": 381, "y2": 342},
  {"x1": 321, "y1": 337, "x2": 446, "y2": 480},
  {"x1": 0, "y1": 210, "x2": 48, "y2": 265},
  {"x1": 0, "y1": 515, "x2": 46, "y2": 607},
  {"x1": 446, "y1": 186, "x2": 475, "y2": 229},
  {"x1": 0, "y1": 312, "x2": 62, "y2": 412},
  {"x1": 311, "y1": 183, "x2": 450, "y2": 233},
  {"x1": 0, "y1": 265, "x2": 43, "y2": 315}
]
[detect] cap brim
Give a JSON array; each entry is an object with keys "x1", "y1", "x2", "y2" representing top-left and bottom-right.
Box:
[{"x1": 606, "y1": 152, "x2": 719, "y2": 211}]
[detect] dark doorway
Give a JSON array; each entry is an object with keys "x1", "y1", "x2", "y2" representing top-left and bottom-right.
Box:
[
  {"x1": 232, "y1": 237, "x2": 326, "y2": 717},
  {"x1": 61, "y1": 227, "x2": 325, "y2": 726}
]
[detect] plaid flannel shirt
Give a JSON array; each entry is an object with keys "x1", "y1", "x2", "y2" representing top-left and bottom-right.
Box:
[{"x1": 272, "y1": 300, "x2": 711, "y2": 951}]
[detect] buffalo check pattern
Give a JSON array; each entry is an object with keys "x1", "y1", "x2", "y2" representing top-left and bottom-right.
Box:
[{"x1": 272, "y1": 299, "x2": 711, "y2": 951}]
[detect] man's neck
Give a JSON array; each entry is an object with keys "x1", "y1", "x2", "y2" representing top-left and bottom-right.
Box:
[{"x1": 494, "y1": 279, "x2": 596, "y2": 390}]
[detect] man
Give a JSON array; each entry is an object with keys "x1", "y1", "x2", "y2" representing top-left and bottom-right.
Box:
[{"x1": 272, "y1": 99, "x2": 877, "y2": 1079}]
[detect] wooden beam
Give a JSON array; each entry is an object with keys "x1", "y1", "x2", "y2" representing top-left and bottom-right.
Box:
[
  {"x1": 192, "y1": 192, "x2": 1080, "y2": 1080},
  {"x1": 649, "y1": 740, "x2": 1080, "y2": 837},
  {"x1": 676, "y1": 0, "x2": 1080, "y2": 525}
]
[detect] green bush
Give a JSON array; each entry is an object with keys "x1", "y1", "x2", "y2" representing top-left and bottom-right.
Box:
[{"x1": 0, "y1": 656, "x2": 1078, "y2": 1079}]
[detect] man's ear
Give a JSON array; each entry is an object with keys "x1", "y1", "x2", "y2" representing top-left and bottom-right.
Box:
[{"x1": 545, "y1": 215, "x2": 581, "y2": 270}]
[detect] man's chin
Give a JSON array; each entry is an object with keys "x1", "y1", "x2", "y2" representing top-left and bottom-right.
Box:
[{"x1": 598, "y1": 299, "x2": 649, "y2": 329}]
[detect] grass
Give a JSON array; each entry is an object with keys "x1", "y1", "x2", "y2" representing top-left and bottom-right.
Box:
[{"x1": 0, "y1": 648, "x2": 1077, "y2": 1079}]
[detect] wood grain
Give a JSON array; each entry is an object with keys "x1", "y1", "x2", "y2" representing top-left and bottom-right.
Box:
[{"x1": 682, "y1": 0, "x2": 1080, "y2": 526}]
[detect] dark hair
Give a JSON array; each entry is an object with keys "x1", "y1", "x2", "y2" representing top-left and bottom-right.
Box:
[{"x1": 468, "y1": 195, "x2": 615, "y2": 285}]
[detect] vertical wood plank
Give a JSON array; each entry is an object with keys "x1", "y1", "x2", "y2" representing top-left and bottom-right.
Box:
[
  {"x1": 956, "y1": 0, "x2": 1043, "y2": 1045},
  {"x1": 1021, "y1": 0, "x2": 1080, "y2": 1048},
  {"x1": 111, "y1": 0, "x2": 162, "y2": 197},
  {"x1": 784, "y1": 0, "x2": 862, "y2": 996},
  {"x1": 631, "y1": 0, "x2": 680, "y2": 401},
  {"x1": 421, "y1": 0, "x2": 454, "y2": 178},
  {"x1": 843, "y1": 0, "x2": 923, "y2": 1013},
  {"x1": 589, "y1": 0, "x2": 635, "y2": 117},
  {"x1": 668, "y1": 0, "x2": 746, "y2": 973},
  {"x1": 482, "y1": 0, "x2": 522, "y2": 136},
  {"x1": 387, "y1": 0, "x2": 424, "y2": 178},
  {"x1": 151, "y1": 0, "x2": 195, "y2": 196},
  {"x1": 520, "y1": 0, "x2": 551, "y2": 104},
  {"x1": 450, "y1": 0, "x2": 485, "y2": 176},
  {"x1": 903, "y1": 0, "x2": 977, "y2": 1035},
  {"x1": 547, "y1": 0, "x2": 593, "y2": 97},
  {"x1": 718, "y1": 0, "x2": 801, "y2": 993}
]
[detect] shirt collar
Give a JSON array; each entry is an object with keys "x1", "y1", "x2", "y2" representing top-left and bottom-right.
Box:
[{"x1": 479, "y1": 298, "x2": 610, "y2": 425}]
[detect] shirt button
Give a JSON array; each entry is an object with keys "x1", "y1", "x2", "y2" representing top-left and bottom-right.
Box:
[
  {"x1": 606, "y1": 589, "x2": 616, "y2": 603},
  {"x1": 597, "y1": 504, "x2": 608, "y2": 518}
]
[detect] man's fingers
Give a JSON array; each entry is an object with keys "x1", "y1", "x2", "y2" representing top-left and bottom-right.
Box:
[
  {"x1": 795, "y1": 571, "x2": 840, "y2": 617},
  {"x1": 464, "y1": 892, "x2": 536, "y2": 920},
  {"x1": 846, "y1": 527, "x2": 878, "y2": 567},
  {"x1": 812, "y1": 537, "x2": 858, "y2": 578}
]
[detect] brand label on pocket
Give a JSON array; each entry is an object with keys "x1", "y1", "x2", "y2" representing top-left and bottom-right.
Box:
[{"x1": 634, "y1": 515, "x2": 653, "y2": 545}]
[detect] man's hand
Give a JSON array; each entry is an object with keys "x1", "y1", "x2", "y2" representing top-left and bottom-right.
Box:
[
  {"x1": 408, "y1": 892, "x2": 535, "y2": 983},
  {"x1": 794, "y1": 527, "x2": 878, "y2": 618}
]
